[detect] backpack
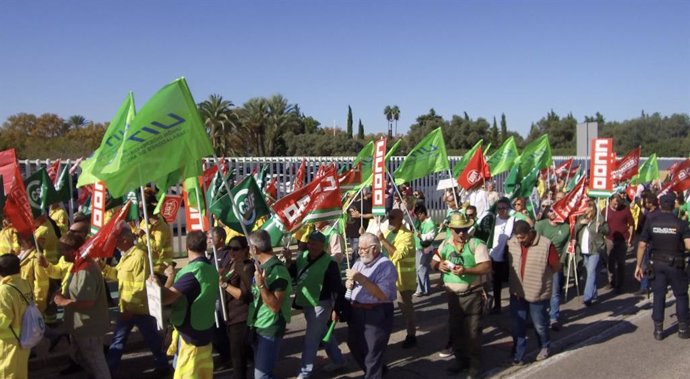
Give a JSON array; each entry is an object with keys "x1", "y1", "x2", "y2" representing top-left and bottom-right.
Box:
[{"x1": 5, "y1": 283, "x2": 45, "y2": 349}]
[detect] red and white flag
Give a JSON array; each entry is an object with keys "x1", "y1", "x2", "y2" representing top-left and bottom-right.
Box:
[
  {"x1": 554, "y1": 158, "x2": 574, "y2": 178},
  {"x1": 457, "y1": 146, "x2": 491, "y2": 191},
  {"x1": 611, "y1": 147, "x2": 640, "y2": 183},
  {"x1": 76, "y1": 201, "x2": 131, "y2": 266},
  {"x1": 272, "y1": 165, "x2": 342, "y2": 232},
  {"x1": 159, "y1": 195, "x2": 182, "y2": 224},
  {"x1": 293, "y1": 159, "x2": 307, "y2": 192},
  {"x1": 665, "y1": 158, "x2": 690, "y2": 193},
  {"x1": 0, "y1": 149, "x2": 35, "y2": 237},
  {"x1": 47, "y1": 159, "x2": 61, "y2": 185},
  {"x1": 551, "y1": 175, "x2": 588, "y2": 224},
  {"x1": 338, "y1": 162, "x2": 362, "y2": 191},
  {"x1": 264, "y1": 177, "x2": 278, "y2": 202}
]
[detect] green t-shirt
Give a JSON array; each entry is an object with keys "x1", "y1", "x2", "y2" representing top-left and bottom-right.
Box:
[
  {"x1": 680, "y1": 203, "x2": 690, "y2": 224},
  {"x1": 415, "y1": 218, "x2": 437, "y2": 250},
  {"x1": 535, "y1": 219, "x2": 570, "y2": 256}
]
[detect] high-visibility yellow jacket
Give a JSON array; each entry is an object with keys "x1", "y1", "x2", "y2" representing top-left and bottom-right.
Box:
[
  {"x1": 137, "y1": 215, "x2": 173, "y2": 274},
  {"x1": 49, "y1": 207, "x2": 69, "y2": 236},
  {"x1": 384, "y1": 227, "x2": 417, "y2": 292},
  {"x1": 34, "y1": 221, "x2": 59, "y2": 264},
  {"x1": 0, "y1": 226, "x2": 20, "y2": 255},
  {"x1": 0, "y1": 274, "x2": 32, "y2": 378},
  {"x1": 18, "y1": 248, "x2": 50, "y2": 313},
  {"x1": 102, "y1": 245, "x2": 150, "y2": 315}
]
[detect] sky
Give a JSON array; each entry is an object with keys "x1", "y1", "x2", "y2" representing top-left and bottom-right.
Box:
[{"x1": 0, "y1": 0, "x2": 688, "y2": 138}]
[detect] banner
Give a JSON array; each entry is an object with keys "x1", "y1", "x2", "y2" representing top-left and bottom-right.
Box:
[
  {"x1": 611, "y1": 147, "x2": 640, "y2": 183},
  {"x1": 588, "y1": 138, "x2": 615, "y2": 198},
  {"x1": 90, "y1": 181, "x2": 108, "y2": 234},
  {"x1": 159, "y1": 195, "x2": 182, "y2": 224},
  {"x1": 372, "y1": 138, "x2": 387, "y2": 216},
  {"x1": 208, "y1": 175, "x2": 269, "y2": 234},
  {"x1": 271, "y1": 165, "x2": 342, "y2": 232}
]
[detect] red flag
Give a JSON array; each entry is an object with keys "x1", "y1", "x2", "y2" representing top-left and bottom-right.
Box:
[
  {"x1": 69, "y1": 157, "x2": 84, "y2": 176},
  {"x1": 293, "y1": 159, "x2": 307, "y2": 192},
  {"x1": 160, "y1": 195, "x2": 182, "y2": 224},
  {"x1": 0, "y1": 149, "x2": 35, "y2": 237},
  {"x1": 457, "y1": 146, "x2": 491, "y2": 191},
  {"x1": 47, "y1": 159, "x2": 61, "y2": 185},
  {"x1": 265, "y1": 177, "x2": 278, "y2": 202},
  {"x1": 668, "y1": 158, "x2": 690, "y2": 192},
  {"x1": 271, "y1": 165, "x2": 341, "y2": 232},
  {"x1": 554, "y1": 158, "x2": 574, "y2": 178},
  {"x1": 75, "y1": 201, "x2": 131, "y2": 267},
  {"x1": 611, "y1": 147, "x2": 641, "y2": 183},
  {"x1": 338, "y1": 162, "x2": 362, "y2": 190},
  {"x1": 551, "y1": 175, "x2": 588, "y2": 224},
  {"x1": 202, "y1": 166, "x2": 219, "y2": 189},
  {"x1": 77, "y1": 185, "x2": 93, "y2": 206}
]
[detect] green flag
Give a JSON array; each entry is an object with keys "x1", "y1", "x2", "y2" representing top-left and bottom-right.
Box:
[
  {"x1": 260, "y1": 215, "x2": 288, "y2": 247},
  {"x1": 483, "y1": 143, "x2": 492, "y2": 157},
  {"x1": 54, "y1": 166, "x2": 71, "y2": 202},
  {"x1": 353, "y1": 140, "x2": 375, "y2": 176},
  {"x1": 565, "y1": 165, "x2": 584, "y2": 192},
  {"x1": 356, "y1": 139, "x2": 402, "y2": 191},
  {"x1": 24, "y1": 168, "x2": 60, "y2": 217},
  {"x1": 79, "y1": 78, "x2": 214, "y2": 197},
  {"x1": 452, "y1": 139, "x2": 483, "y2": 178},
  {"x1": 486, "y1": 136, "x2": 518, "y2": 176},
  {"x1": 209, "y1": 175, "x2": 269, "y2": 234},
  {"x1": 518, "y1": 135, "x2": 552, "y2": 178},
  {"x1": 124, "y1": 190, "x2": 139, "y2": 222},
  {"x1": 507, "y1": 166, "x2": 540, "y2": 200},
  {"x1": 633, "y1": 154, "x2": 659, "y2": 184},
  {"x1": 393, "y1": 127, "x2": 449, "y2": 185}
]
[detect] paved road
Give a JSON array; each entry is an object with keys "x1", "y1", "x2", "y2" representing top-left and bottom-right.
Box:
[{"x1": 29, "y1": 256, "x2": 690, "y2": 378}]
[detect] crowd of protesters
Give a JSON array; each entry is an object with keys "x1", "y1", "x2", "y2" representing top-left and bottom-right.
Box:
[{"x1": 2, "y1": 170, "x2": 690, "y2": 379}]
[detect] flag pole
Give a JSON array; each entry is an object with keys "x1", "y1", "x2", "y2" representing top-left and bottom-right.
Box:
[
  {"x1": 139, "y1": 186, "x2": 156, "y2": 277},
  {"x1": 447, "y1": 169, "x2": 460, "y2": 211},
  {"x1": 360, "y1": 191, "x2": 364, "y2": 230},
  {"x1": 343, "y1": 185, "x2": 365, "y2": 213},
  {"x1": 386, "y1": 171, "x2": 417, "y2": 234},
  {"x1": 196, "y1": 183, "x2": 228, "y2": 323},
  {"x1": 67, "y1": 164, "x2": 74, "y2": 223}
]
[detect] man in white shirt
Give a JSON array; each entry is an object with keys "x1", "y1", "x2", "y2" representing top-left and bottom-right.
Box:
[{"x1": 489, "y1": 198, "x2": 514, "y2": 313}]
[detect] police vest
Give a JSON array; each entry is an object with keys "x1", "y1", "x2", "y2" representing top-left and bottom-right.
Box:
[
  {"x1": 170, "y1": 259, "x2": 219, "y2": 331},
  {"x1": 440, "y1": 238, "x2": 482, "y2": 285},
  {"x1": 649, "y1": 212, "x2": 687, "y2": 260},
  {"x1": 294, "y1": 251, "x2": 332, "y2": 308}
]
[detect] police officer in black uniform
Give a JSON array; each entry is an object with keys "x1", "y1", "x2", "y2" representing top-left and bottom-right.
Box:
[{"x1": 635, "y1": 193, "x2": 690, "y2": 340}]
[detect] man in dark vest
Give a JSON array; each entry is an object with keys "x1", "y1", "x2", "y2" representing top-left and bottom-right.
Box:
[
  {"x1": 635, "y1": 193, "x2": 690, "y2": 340},
  {"x1": 284, "y1": 231, "x2": 346, "y2": 378},
  {"x1": 157, "y1": 230, "x2": 219, "y2": 378},
  {"x1": 506, "y1": 220, "x2": 561, "y2": 365}
]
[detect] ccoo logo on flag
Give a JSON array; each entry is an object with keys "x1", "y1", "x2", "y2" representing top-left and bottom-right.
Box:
[{"x1": 467, "y1": 170, "x2": 481, "y2": 184}]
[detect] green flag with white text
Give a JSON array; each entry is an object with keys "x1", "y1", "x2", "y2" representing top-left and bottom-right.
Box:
[
  {"x1": 209, "y1": 175, "x2": 269, "y2": 234},
  {"x1": 393, "y1": 127, "x2": 449, "y2": 185},
  {"x1": 24, "y1": 168, "x2": 60, "y2": 217},
  {"x1": 486, "y1": 136, "x2": 518, "y2": 176},
  {"x1": 518, "y1": 135, "x2": 552, "y2": 178},
  {"x1": 78, "y1": 78, "x2": 214, "y2": 198}
]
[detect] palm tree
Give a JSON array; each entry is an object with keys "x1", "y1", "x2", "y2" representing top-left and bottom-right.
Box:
[
  {"x1": 391, "y1": 105, "x2": 400, "y2": 136},
  {"x1": 265, "y1": 94, "x2": 300, "y2": 156},
  {"x1": 198, "y1": 94, "x2": 242, "y2": 155},
  {"x1": 237, "y1": 97, "x2": 269, "y2": 156},
  {"x1": 67, "y1": 115, "x2": 87, "y2": 129},
  {"x1": 384, "y1": 105, "x2": 393, "y2": 138}
]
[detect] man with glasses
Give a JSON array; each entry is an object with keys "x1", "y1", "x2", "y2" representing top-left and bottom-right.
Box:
[
  {"x1": 345, "y1": 233, "x2": 397, "y2": 379},
  {"x1": 378, "y1": 209, "x2": 417, "y2": 349},
  {"x1": 432, "y1": 212, "x2": 490, "y2": 378}
]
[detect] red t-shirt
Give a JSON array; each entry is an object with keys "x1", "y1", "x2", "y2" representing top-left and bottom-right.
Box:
[
  {"x1": 520, "y1": 243, "x2": 559, "y2": 279},
  {"x1": 606, "y1": 206, "x2": 634, "y2": 243}
]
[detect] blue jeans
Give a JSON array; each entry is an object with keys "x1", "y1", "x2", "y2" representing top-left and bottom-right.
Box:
[
  {"x1": 511, "y1": 296, "x2": 550, "y2": 362},
  {"x1": 582, "y1": 254, "x2": 600, "y2": 303},
  {"x1": 549, "y1": 271, "x2": 563, "y2": 322},
  {"x1": 416, "y1": 249, "x2": 433, "y2": 294},
  {"x1": 107, "y1": 314, "x2": 168, "y2": 372},
  {"x1": 254, "y1": 333, "x2": 283, "y2": 379},
  {"x1": 299, "y1": 301, "x2": 344, "y2": 378}
]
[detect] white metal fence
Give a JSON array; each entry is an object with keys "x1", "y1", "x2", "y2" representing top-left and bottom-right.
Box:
[{"x1": 18, "y1": 156, "x2": 684, "y2": 253}]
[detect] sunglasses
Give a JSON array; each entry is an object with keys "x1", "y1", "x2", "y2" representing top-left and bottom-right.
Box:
[{"x1": 451, "y1": 227, "x2": 470, "y2": 234}]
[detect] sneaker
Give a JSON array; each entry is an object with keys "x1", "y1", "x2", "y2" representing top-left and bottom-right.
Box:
[
  {"x1": 322, "y1": 361, "x2": 347, "y2": 373},
  {"x1": 511, "y1": 359, "x2": 526, "y2": 366},
  {"x1": 402, "y1": 335, "x2": 417, "y2": 349},
  {"x1": 438, "y1": 348, "x2": 454, "y2": 358},
  {"x1": 679, "y1": 323, "x2": 690, "y2": 339},
  {"x1": 413, "y1": 292, "x2": 424, "y2": 297},
  {"x1": 550, "y1": 320, "x2": 561, "y2": 332},
  {"x1": 535, "y1": 348, "x2": 550, "y2": 361}
]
